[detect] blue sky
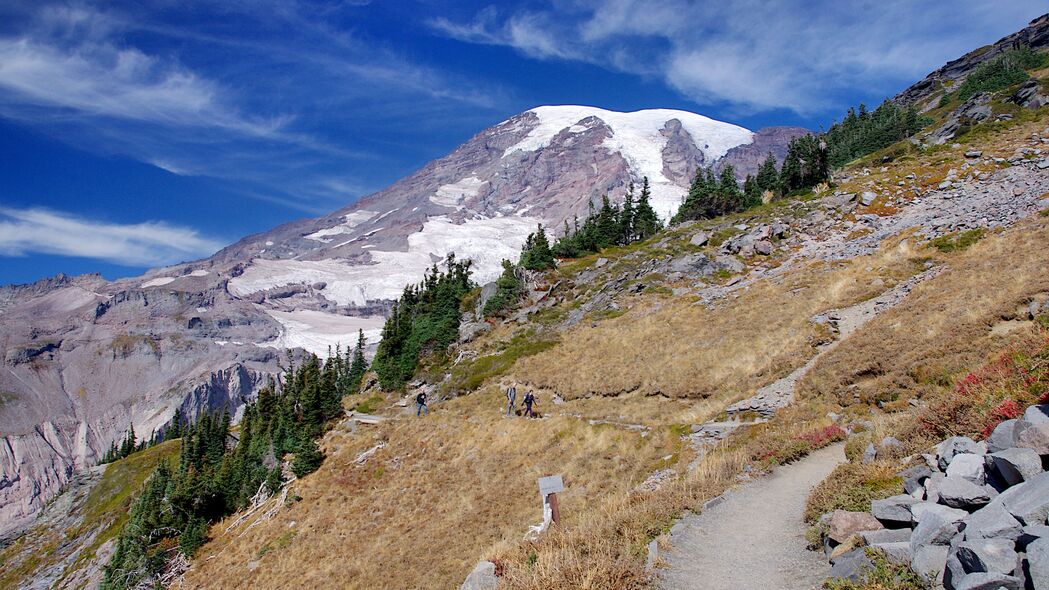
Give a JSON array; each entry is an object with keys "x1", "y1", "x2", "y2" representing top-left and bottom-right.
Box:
[{"x1": 0, "y1": 0, "x2": 1043, "y2": 285}]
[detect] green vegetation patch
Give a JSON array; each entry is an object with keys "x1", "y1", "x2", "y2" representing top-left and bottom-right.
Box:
[
  {"x1": 805, "y1": 462, "x2": 903, "y2": 524},
  {"x1": 445, "y1": 330, "x2": 559, "y2": 393},
  {"x1": 929, "y1": 228, "x2": 985, "y2": 253},
  {"x1": 955, "y1": 46, "x2": 1046, "y2": 102},
  {"x1": 823, "y1": 549, "x2": 926, "y2": 590}
]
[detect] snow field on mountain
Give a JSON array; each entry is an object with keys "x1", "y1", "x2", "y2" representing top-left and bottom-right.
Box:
[
  {"x1": 229, "y1": 215, "x2": 539, "y2": 307},
  {"x1": 505, "y1": 106, "x2": 755, "y2": 219},
  {"x1": 261, "y1": 309, "x2": 385, "y2": 357}
]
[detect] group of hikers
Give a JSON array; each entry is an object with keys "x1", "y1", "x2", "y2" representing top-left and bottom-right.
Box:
[
  {"x1": 505, "y1": 384, "x2": 538, "y2": 418},
  {"x1": 412, "y1": 384, "x2": 538, "y2": 418}
]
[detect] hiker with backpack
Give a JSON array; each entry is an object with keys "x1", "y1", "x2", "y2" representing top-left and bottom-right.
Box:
[
  {"x1": 523, "y1": 391, "x2": 537, "y2": 418},
  {"x1": 416, "y1": 391, "x2": 428, "y2": 416},
  {"x1": 506, "y1": 384, "x2": 517, "y2": 416}
]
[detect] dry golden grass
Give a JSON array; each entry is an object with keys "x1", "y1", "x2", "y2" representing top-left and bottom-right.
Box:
[
  {"x1": 494, "y1": 399, "x2": 844, "y2": 589},
  {"x1": 181, "y1": 387, "x2": 682, "y2": 590},
  {"x1": 798, "y1": 215, "x2": 1049, "y2": 407},
  {"x1": 514, "y1": 235, "x2": 924, "y2": 400}
]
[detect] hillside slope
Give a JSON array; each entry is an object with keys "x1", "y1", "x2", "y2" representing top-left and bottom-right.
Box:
[
  {"x1": 178, "y1": 93, "x2": 1049, "y2": 588},
  {"x1": 0, "y1": 107, "x2": 802, "y2": 539}
]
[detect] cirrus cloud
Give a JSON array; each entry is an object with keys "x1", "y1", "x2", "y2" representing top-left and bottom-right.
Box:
[{"x1": 0, "y1": 206, "x2": 226, "y2": 267}]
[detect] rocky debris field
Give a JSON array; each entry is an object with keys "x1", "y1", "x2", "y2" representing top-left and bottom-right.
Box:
[{"x1": 820, "y1": 405, "x2": 1049, "y2": 589}]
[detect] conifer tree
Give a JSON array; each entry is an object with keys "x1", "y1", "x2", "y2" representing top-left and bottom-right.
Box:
[
  {"x1": 519, "y1": 224, "x2": 556, "y2": 270},
  {"x1": 755, "y1": 152, "x2": 779, "y2": 194},
  {"x1": 632, "y1": 177, "x2": 661, "y2": 239},
  {"x1": 483, "y1": 260, "x2": 523, "y2": 317},
  {"x1": 619, "y1": 185, "x2": 635, "y2": 244},
  {"x1": 291, "y1": 434, "x2": 323, "y2": 478},
  {"x1": 347, "y1": 330, "x2": 368, "y2": 394}
]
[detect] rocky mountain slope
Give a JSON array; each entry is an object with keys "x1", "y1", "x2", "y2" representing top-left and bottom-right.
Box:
[
  {"x1": 3, "y1": 15, "x2": 1047, "y2": 590},
  {"x1": 0, "y1": 106, "x2": 804, "y2": 538}
]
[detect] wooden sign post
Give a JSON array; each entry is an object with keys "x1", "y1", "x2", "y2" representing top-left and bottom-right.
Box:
[{"x1": 538, "y1": 475, "x2": 564, "y2": 527}]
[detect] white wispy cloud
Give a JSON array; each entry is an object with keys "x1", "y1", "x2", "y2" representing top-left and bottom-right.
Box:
[
  {"x1": 0, "y1": 207, "x2": 225, "y2": 266},
  {"x1": 429, "y1": 0, "x2": 1042, "y2": 114}
]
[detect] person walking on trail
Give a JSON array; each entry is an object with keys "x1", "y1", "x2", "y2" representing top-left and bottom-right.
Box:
[
  {"x1": 416, "y1": 391, "x2": 428, "y2": 416},
  {"x1": 523, "y1": 391, "x2": 537, "y2": 418},
  {"x1": 506, "y1": 384, "x2": 517, "y2": 416}
]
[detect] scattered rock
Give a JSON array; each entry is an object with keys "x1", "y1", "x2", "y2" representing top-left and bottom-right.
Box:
[
  {"x1": 912, "y1": 502, "x2": 969, "y2": 525},
  {"x1": 988, "y1": 448, "x2": 1042, "y2": 486},
  {"x1": 829, "y1": 548, "x2": 874, "y2": 582},
  {"x1": 912, "y1": 512, "x2": 960, "y2": 549},
  {"x1": 938, "y1": 476, "x2": 992, "y2": 509},
  {"x1": 963, "y1": 502, "x2": 1023, "y2": 541},
  {"x1": 459, "y1": 561, "x2": 498, "y2": 590},
  {"x1": 951, "y1": 572, "x2": 1022, "y2": 590},
  {"x1": 955, "y1": 538, "x2": 1018, "y2": 575},
  {"x1": 872, "y1": 495, "x2": 920, "y2": 528},
  {"x1": 1023, "y1": 403, "x2": 1049, "y2": 422},
  {"x1": 1018, "y1": 422, "x2": 1049, "y2": 455},
  {"x1": 939, "y1": 437, "x2": 982, "y2": 471},
  {"x1": 828, "y1": 510, "x2": 884, "y2": 544},
  {"x1": 911, "y1": 544, "x2": 949, "y2": 586},
  {"x1": 860, "y1": 528, "x2": 912, "y2": 545},
  {"x1": 987, "y1": 419, "x2": 1031, "y2": 453},
  {"x1": 946, "y1": 453, "x2": 987, "y2": 485},
  {"x1": 754, "y1": 240, "x2": 774, "y2": 256},
  {"x1": 860, "y1": 192, "x2": 877, "y2": 206},
  {"x1": 689, "y1": 232, "x2": 709, "y2": 247},
  {"x1": 1026, "y1": 537, "x2": 1049, "y2": 589},
  {"x1": 999, "y1": 471, "x2": 1049, "y2": 525}
]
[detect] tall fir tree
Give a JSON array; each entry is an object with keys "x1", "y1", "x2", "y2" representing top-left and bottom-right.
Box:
[{"x1": 632, "y1": 177, "x2": 661, "y2": 240}]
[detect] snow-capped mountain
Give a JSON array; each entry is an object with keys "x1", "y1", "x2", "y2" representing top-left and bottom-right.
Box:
[
  {"x1": 0, "y1": 105, "x2": 806, "y2": 534},
  {"x1": 217, "y1": 106, "x2": 805, "y2": 330}
]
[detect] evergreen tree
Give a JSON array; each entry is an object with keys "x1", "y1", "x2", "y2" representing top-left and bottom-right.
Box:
[
  {"x1": 347, "y1": 330, "x2": 368, "y2": 394},
  {"x1": 619, "y1": 186, "x2": 635, "y2": 245},
  {"x1": 483, "y1": 260, "x2": 524, "y2": 317},
  {"x1": 291, "y1": 435, "x2": 323, "y2": 478},
  {"x1": 519, "y1": 224, "x2": 556, "y2": 270},
  {"x1": 755, "y1": 152, "x2": 780, "y2": 194},
  {"x1": 632, "y1": 177, "x2": 661, "y2": 239}
]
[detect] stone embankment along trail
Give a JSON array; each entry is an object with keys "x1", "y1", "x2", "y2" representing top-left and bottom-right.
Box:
[{"x1": 659, "y1": 443, "x2": 847, "y2": 590}]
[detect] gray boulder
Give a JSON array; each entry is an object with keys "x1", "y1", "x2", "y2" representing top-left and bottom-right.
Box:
[
  {"x1": 912, "y1": 501, "x2": 969, "y2": 525},
  {"x1": 754, "y1": 240, "x2": 774, "y2": 256},
  {"x1": 963, "y1": 502, "x2": 1023, "y2": 541},
  {"x1": 863, "y1": 443, "x2": 878, "y2": 464},
  {"x1": 1025, "y1": 405, "x2": 1049, "y2": 425},
  {"x1": 956, "y1": 538, "x2": 1018, "y2": 575},
  {"x1": 987, "y1": 419, "x2": 1031, "y2": 453},
  {"x1": 902, "y1": 465, "x2": 933, "y2": 496},
  {"x1": 860, "y1": 191, "x2": 877, "y2": 206},
  {"x1": 951, "y1": 572, "x2": 1022, "y2": 590},
  {"x1": 1027, "y1": 537, "x2": 1049, "y2": 590},
  {"x1": 988, "y1": 447, "x2": 1043, "y2": 487},
  {"x1": 872, "y1": 494, "x2": 920, "y2": 527},
  {"x1": 871, "y1": 542, "x2": 911, "y2": 565},
  {"x1": 947, "y1": 453, "x2": 987, "y2": 485},
  {"x1": 911, "y1": 544, "x2": 949, "y2": 587},
  {"x1": 829, "y1": 548, "x2": 874, "y2": 582},
  {"x1": 1019, "y1": 422, "x2": 1049, "y2": 455},
  {"x1": 1018, "y1": 525, "x2": 1049, "y2": 551},
  {"x1": 860, "y1": 528, "x2": 913, "y2": 545},
  {"x1": 939, "y1": 476, "x2": 993, "y2": 509},
  {"x1": 940, "y1": 437, "x2": 983, "y2": 471},
  {"x1": 1000, "y1": 471, "x2": 1049, "y2": 525},
  {"x1": 460, "y1": 561, "x2": 498, "y2": 590},
  {"x1": 689, "y1": 232, "x2": 709, "y2": 247},
  {"x1": 912, "y1": 512, "x2": 961, "y2": 550}
]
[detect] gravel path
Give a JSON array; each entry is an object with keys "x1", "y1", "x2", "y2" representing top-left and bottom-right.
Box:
[{"x1": 658, "y1": 443, "x2": 846, "y2": 590}]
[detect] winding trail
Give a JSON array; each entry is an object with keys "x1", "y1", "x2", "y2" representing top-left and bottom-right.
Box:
[{"x1": 658, "y1": 443, "x2": 846, "y2": 590}]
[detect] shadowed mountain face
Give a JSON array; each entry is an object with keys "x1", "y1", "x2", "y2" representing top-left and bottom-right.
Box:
[{"x1": 0, "y1": 105, "x2": 805, "y2": 536}]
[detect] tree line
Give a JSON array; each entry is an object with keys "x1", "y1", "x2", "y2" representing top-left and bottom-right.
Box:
[
  {"x1": 371, "y1": 254, "x2": 474, "y2": 390},
  {"x1": 102, "y1": 333, "x2": 367, "y2": 589}
]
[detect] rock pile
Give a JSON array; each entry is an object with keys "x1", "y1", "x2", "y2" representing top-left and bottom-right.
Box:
[{"x1": 823, "y1": 406, "x2": 1049, "y2": 589}]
